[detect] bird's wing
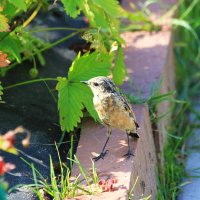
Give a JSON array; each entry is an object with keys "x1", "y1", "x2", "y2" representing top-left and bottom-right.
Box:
[{"x1": 119, "y1": 93, "x2": 139, "y2": 129}]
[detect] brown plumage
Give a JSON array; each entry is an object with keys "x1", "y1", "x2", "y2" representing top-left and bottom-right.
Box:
[{"x1": 81, "y1": 76, "x2": 139, "y2": 161}]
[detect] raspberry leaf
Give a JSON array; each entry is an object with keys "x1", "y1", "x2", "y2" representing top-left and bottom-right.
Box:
[
  {"x1": 113, "y1": 45, "x2": 126, "y2": 85},
  {"x1": 68, "y1": 51, "x2": 112, "y2": 81},
  {"x1": 92, "y1": 0, "x2": 122, "y2": 18},
  {"x1": 8, "y1": 0, "x2": 27, "y2": 11},
  {"x1": 56, "y1": 77, "x2": 100, "y2": 132},
  {"x1": 56, "y1": 77, "x2": 84, "y2": 132},
  {"x1": 61, "y1": 0, "x2": 82, "y2": 18}
]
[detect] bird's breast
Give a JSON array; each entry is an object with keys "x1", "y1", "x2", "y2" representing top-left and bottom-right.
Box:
[{"x1": 93, "y1": 95, "x2": 136, "y2": 132}]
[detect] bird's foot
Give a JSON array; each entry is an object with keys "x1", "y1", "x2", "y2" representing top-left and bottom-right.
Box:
[
  {"x1": 93, "y1": 150, "x2": 108, "y2": 162},
  {"x1": 123, "y1": 150, "x2": 134, "y2": 159}
]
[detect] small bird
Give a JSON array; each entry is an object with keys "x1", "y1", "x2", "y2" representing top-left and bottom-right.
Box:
[{"x1": 81, "y1": 76, "x2": 139, "y2": 161}]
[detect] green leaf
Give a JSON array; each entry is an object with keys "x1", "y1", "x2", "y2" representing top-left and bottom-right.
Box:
[
  {"x1": 113, "y1": 45, "x2": 126, "y2": 85},
  {"x1": 1, "y1": 3, "x2": 17, "y2": 18},
  {"x1": 0, "y1": 13, "x2": 9, "y2": 32},
  {"x1": 75, "y1": 83, "x2": 100, "y2": 121},
  {"x1": 56, "y1": 77, "x2": 84, "y2": 132},
  {"x1": 0, "y1": 36, "x2": 21, "y2": 62},
  {"x1": 8, "y1": 0, "x2": 27, "y2": 11},
  {"x1": 56, "y1": 77, "x2": 100, "y2": 132},
  {"x1": 92, "y1": 0, "x2": 122, "y2": 17},
  {"x1": 68, "y1": 51, "x2": 113, "y2": 81},
  {"x1": 172, "y1": 19, "x2": 200, "y2": 44},
  {"x1": 61, "y1": 0, "x2": 82, "y2": 18},
  {"x1": 86, "y1": 2, "x2": 110, "y2": 29}
]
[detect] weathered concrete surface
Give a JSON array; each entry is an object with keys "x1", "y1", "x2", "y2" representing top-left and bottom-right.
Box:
[
  {"x1": 122, "y1": 0, "x2": 176, "y2": 159},
  {"x1": 121, "y1": 30, "x2": 175, "y2": 158},
  {"x1": 71, "y1": 0, "x2": 177, "y2": 198},
  {"x1": 72, "y1": 105, "x2": 157, "y2": 200}
]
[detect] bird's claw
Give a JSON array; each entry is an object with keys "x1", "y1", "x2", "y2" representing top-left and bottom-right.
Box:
[
  {"x1": 123, "y1": 151, "x2": 134, "y2": 159},
  {"x1": 93, "y1": 150, "x2": 108, "y2": 162}
]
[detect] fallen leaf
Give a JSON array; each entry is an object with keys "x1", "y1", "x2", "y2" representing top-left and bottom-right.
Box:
[{"x1": 0, "y1": 51, "x2": 11, "y2": 67}]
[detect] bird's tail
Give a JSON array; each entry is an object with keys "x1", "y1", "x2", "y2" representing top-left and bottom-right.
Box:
[{"x1": 129, "y1": 132, "x2": 140, "y2": 138}]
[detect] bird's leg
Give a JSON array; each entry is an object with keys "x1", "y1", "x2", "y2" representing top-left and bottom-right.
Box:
[
  {"x1": 123, "y1": 132, "x2": 134, "y2": 159},
  {"x1": 93, "y1": 127, "x2": 111, "y2": 162}
]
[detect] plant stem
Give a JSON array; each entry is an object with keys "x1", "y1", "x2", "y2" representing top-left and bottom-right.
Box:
[
  {"x1": 23, "y1": 2, "x2": 42, "y2": 28},
  {"x1": 27, "y1": 27, "x2": 86, "y2": 33},
  {"x1": 4, "y1": 78, "x2": 57, "y2": 90},
  {"x1": 6, "y1": 30, "x2": 82, "y2": 71}
]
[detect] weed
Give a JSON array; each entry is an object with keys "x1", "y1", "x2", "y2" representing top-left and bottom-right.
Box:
[
  {"x1": 156, "y1": 0, "x2": 200, "y2": 199},
  {"x1": 14, "y1": 144, "x2": 101, "y2": 199}
]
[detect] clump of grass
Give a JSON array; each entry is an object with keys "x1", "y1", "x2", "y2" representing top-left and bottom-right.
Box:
[
  {"x1": 15, "y1": 145, "x2": 101, "y2": 199},
  {"x1": 156, "y1": 103, "x2": 191, "y2": 199},
  {"x1": 156, "y1": 0, "x2": 200, "y2": 199}
]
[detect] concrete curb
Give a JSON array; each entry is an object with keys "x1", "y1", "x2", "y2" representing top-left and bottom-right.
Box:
[{"x1": 71, "y1": 0, "x2": 176, "y2": 199}]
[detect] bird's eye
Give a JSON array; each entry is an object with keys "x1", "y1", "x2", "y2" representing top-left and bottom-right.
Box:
[{"x1": 94, "y1": 82, "x2": 99, "y2": 86}]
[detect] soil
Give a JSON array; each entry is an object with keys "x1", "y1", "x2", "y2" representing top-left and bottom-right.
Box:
[{"x1": 0, "y1": 4, "x2": 86, "y2": 200}]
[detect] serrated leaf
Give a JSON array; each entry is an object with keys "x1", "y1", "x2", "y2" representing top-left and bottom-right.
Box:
[
  {"x1": 0, "y1": 36, "x2": 21, "y2": 62},
  {"x1": 75, "y1": 83, "x2": 100, "y2": 121},
  {"x1": 1, "y1": 3, "x2": 17, "y2": 18},
  {"x1": 113, "y1": 45, "x2": 126, "y2": 85},
  {"x1": 61, "y1": 0, "x2": 82, "y2": 18},
  {"x1": 87, "y1": 2, "x2": 110, "y2": 29},
  {"x1": 0, "y1": 13, "x2": 10, "y2": 32},
  {"x1": 68, "y1": 51, "x2": 112, "y2": 81},
  {"x1": 8, "y1": 0, "x2": 27, "y2": 11},
  {"x1": 92, "y1": 0, "x2": 122, "y2": 17},
  {"x1": 56, "y1": 78, "x2": 84, "y2": 132}
]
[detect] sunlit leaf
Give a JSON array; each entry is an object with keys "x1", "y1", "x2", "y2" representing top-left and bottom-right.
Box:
[
  {"x1": 61, "y1": 0, "x2": 82, "y2": 18},
  {"x1": 56, "y1": 77, "x2": 84, "y2": 132},
  {"x1": 8, "y1": 0, "x2": 27, "y2": 11},
  {"x1": 86, "y1": 2, "x2": 110, "y2": 29},
  {"x1": 75, "y1": 83, "x2": 100, "y2": 121},
  {"x1": 0, "y1": 36, "x2": 22, "y2": 62},
  {"x1": 0, "y1": 13, "x2": 9, "y2": 32},
  {"x1": 56, "y1": 76, "x2": 101, "y2": 132},
  {"x1": 92, "y1": 0, "x2": 122, "y2": 17},
  {"x1": 113, "y1": 45, "x2": 126, "y2": 85},
  {"x1": 68, "y1": 51, "x2": 112, "y2": 81}
]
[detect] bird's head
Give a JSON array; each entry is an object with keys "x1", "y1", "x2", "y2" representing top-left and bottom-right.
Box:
[{"x1": 81, "y1": 76, "x2": 116, "y2": 96}]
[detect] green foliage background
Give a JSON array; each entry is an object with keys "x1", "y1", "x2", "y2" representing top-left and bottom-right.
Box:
[{"x1": 0, "y1": 0, "x2": 152, "y2": 132}]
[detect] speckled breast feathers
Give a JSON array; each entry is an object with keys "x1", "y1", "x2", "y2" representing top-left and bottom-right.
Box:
[{"x1": 87, "y1": 77, "x2": 139, "y2": 135}]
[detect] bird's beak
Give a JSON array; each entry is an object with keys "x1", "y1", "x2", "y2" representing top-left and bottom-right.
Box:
[{"x1": 80, "y1": 81, "x2": 89, "y2": 85}]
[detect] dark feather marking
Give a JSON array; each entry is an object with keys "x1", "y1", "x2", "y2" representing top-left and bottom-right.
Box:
[
  {"x1": 135, "y1": 121, "x2": 139, "y2": 129},
  {"x1": 103, "y1": 80, "x2": 114, "y2": 93},
  {"x1": 129, "y1": 132, "x2": 140, "y2": 138}
]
